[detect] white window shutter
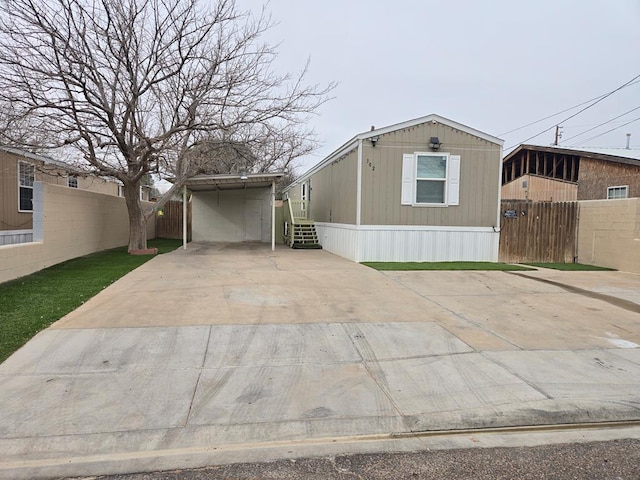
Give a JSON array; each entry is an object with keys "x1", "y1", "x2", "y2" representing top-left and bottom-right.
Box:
[
  {"x1": 401, "y1": 153, "x2": 414, "y2": 205},
  {"x1": 447, "y1": 155, "x2": 461, "y2": 206}
]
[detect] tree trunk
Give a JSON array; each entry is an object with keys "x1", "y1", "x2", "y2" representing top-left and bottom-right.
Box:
[{"x1": 123, "y1": 180, "x2": 148, "y2": 252}]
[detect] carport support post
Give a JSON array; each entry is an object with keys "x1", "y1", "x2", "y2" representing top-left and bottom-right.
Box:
[
  {"x1": 271, "y1": 180, "x2": 276, "y2": 251},
  {"x1": 182, "y1": 185, "x2": 187, "y2": 250}
]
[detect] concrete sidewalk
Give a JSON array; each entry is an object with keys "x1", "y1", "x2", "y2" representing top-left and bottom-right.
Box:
[{"x1": 1, "y1": 243, "x2": 639, "y2": 479}]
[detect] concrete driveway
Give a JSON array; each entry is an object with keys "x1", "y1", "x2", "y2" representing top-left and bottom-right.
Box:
[{"x1": 1, "y1": 242, "x2": 640, "y2": 479}]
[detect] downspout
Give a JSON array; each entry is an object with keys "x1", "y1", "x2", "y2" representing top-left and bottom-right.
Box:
[
  {"x1": 182, "y1": 185, "x2": 187, "y2": 250},
  {"x1": 356, "y1": 139, "x2": 363, "y2": 262},
  {"x1": 271, "y1": 180, "x2": 276, "y2": 251}
]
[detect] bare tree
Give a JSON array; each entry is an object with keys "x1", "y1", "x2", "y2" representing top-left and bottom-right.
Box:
[{"x1": 0, "y1": 0, "x2": 332, "y2": 251}]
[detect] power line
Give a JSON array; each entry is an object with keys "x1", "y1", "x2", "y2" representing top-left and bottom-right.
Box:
[
  {"x1": 561, "y1": 105, "x2": 640, "y2": 143},
  {"x1": 504, "y1": 73, "x2": 640, "y2": 150},
  {"x1": 563, "y1": 119, "x2": 635, "y2": 129},
  {"x1": 498, "y1": 79, "x2": 640, "y2": 136},
  {"x1": 569, "y1": 116, "x2": 640, "y2": 146}
]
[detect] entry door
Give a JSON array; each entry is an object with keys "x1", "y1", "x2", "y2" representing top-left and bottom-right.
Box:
[{"x1": 244, "y1": 199, "x2": 263, "y2": 241}]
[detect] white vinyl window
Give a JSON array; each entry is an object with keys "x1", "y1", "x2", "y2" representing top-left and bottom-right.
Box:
[
  {"x1": 18, "y1": 161, "x2": 35, "y2": 211},
  {"x1": 607, "y1": 185, "x2": 628, "y2": 199},
  {"x1": 67, "y1": 175, "x2": 78, "y2": 188},
  {"x1": 118, "y1": 185, "x2": 125, "y2": 197},
  {"x1": 401, "y1": 152, "x2": 460, "y2": 206},
  {"x1": 416, "y1": 154, "x2": 448, "y2": 204}
]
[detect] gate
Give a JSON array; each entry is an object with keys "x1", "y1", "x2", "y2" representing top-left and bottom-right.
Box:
[
  {"x1": 499, "y1": 200, "x2": 578, "y2": 263},
  {"x1": 155, "y1": 200, "x2": 192, "y2": 240}
]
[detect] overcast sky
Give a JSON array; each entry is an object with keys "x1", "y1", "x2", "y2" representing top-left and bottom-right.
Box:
[{"x1": 235, "y1": 0, "x2": 640, "y2": 174}]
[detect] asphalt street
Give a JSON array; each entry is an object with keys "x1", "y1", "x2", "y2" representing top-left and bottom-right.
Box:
[{"x1": 79, "y1": 439, "x2": 640, "y2": 480}]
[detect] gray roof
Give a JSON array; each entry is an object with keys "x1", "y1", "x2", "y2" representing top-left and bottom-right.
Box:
[
  {"x1": 0, "y1": 146, "x2": 71, "y2": 170},
  {"x1": 506, "y1": 144, "x2": 640, "y2": 166},
  {"x1": 285, "y1": 114, "x2": 503, "y2": 191},
  {"x1": 536, "y1": 144, "x2": 640, "y2": 161}
]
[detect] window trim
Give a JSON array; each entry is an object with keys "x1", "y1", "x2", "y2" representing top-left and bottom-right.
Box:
[
  {"x1": 414, "y1": 152, "x2": 450, "y2": 206},
  {"x1": 607, "y1": 185, "x2": 628, "y2": 200},
  {"x1": 67, "y1": 175, "x2": 79, "y2": 188},
  {"x1": 401, "y1": 152, "x2": 461, "y2": 207},
  {"x1": 18, "y1": 161, "x2": 35, "y2": 212}
]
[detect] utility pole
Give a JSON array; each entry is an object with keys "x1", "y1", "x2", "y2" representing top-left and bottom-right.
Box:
[{"x1": 554, "y1": 125, "x2": 563, "y2": 145}]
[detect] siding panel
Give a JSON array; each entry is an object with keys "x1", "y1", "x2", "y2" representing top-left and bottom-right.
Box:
[
  {"x1": 0, "y1": 152, "x2": 32, "y2": 230},
  {"x1": 308, "y1": 148, "x2": 358, "y2": 224},
  {"x1": 360, "y1": 120, "x2": 500, "y2": 227},
  {"x1": 502, "y1": 174, "x2": 578, "y2": 201}
]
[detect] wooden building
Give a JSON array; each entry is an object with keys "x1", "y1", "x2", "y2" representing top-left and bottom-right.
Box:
[
  {"x1": 502, "y1": 144, "x2": 640, "y2": 201},
  {"x1": 283, "y1": 114, "x2": 504, "y2": 262}
]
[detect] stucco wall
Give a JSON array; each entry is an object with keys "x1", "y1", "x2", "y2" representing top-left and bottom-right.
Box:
[
  {"x1": 0, "y1": 182, "x2": 155, "y2": 284},
  {"x1": 577, "y1": 198, "x2": 640, "y2": 273}
]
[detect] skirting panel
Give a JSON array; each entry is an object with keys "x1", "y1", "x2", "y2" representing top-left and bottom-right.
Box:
[
  {"x1": 0, "y1": 229, "x2": 33, "y2": 246},
  {"x1": 314, "y1": 223, "x2": 358, "y2": 261},
  {"x1": 316, "y1": 223, "x2": 499, "y2": 263}
]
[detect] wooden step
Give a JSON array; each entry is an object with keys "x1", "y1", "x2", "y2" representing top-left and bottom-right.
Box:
[{"x1": 289, "y1": 222, "x2": 321, "y2": 249}]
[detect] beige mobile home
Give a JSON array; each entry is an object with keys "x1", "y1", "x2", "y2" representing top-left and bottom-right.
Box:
[
  {"x1": 283, "y1": 114, "x2": 504, "y2": 262},
  {"x1": 0, "y1": 147, "x2": 121, "y2": 245}
]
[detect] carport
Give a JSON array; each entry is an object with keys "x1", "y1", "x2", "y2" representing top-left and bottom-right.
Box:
[{"x1": 181, "y1": 172, "x2": 284, "y2": 250}]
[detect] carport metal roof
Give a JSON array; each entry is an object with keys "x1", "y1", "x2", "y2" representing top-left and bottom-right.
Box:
[
  {"x1": 181, "y1": 172, "x2": 285, "y2": 252},
  {"x1": 185, "y1": 172, "x2": 284, "y2": 191}
]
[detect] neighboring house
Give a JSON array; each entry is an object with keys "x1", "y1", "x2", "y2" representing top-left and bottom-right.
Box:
[
  {"x1": 283, "y1": 114, "x2": 504, "y2": 262},
  {"x1": 502, "y1": 144, "x2": 640, "y2": 201},
  {"x1": 0, "y1": 147, "x2": 121, "y2": 245},
  {"x1": 184, "y1": 172, "x2": 284, "y2": 247}
]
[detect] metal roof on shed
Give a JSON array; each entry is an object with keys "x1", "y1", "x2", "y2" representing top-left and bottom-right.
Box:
[{"x1": 184, "y1": 172, "x2": 284, "y2": 191}]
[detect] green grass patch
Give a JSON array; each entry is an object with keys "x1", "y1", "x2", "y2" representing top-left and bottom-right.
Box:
[
  {"x1": 362, "y1": 262, "x2": 536, "y2": 271},
  {"x1": 0, "y1": 238, "x2": 181, "y2": 364},
  {"x1": 523, "y1": 262, "x2": 616, "y2": 271}
]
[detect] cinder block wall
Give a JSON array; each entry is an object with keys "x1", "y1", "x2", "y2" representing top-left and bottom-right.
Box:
[
  {"x1": 577, "y1": 198, "x2": 640, "y2": 273},
  {"x1": 0, "y1": 182, "x2": 156, "y2": 284}
]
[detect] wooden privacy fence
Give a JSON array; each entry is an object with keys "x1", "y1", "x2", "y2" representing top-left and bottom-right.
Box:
[
  {"x1": 499, "y1": 200, "x2": 578, "y2": 263},
  {"x1": 155, "y1": 200, "x2": 191, "y2": 240}
]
